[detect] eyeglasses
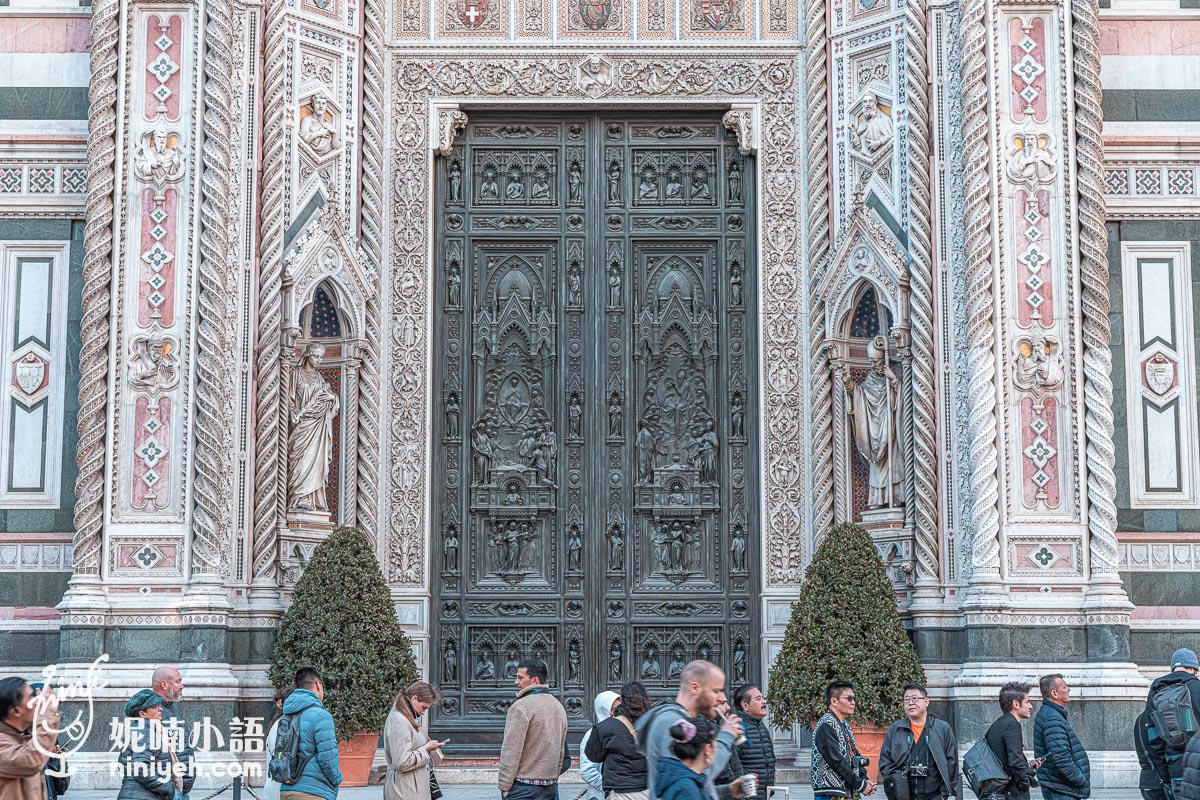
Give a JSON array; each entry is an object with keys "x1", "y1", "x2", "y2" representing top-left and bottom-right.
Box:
[{"x1": 903, "y1": 697, "x2": 927, "y2": 704}]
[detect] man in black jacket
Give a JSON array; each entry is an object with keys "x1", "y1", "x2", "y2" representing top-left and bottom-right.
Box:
[
  {"x1": 878, "y1": 683, "x2": 957, "y2": 800},
  {"x1": 1146, "y1": 648, "x2": 1200, "y2": 794},
  {"x1": 733, "y1": 684, "x2": 776, "y2": 788},
  {"x1": 812, "y1": 681, "x2": 876, "y2": 800},
  {"x1": 1033, "y1": 674, "x2": 1089, "y2": 800},
  {"x1": 985, "y1": 682, "x2": 1039, "y2": 800}
]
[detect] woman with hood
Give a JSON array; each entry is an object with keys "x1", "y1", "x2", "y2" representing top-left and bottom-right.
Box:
[
  {"x1": 580, "y1": 690, "x2": 621, "y2": 800},
  {"x1": 384, "y1": 682, "x2": 447, "y2": 800},
  {"x1": 584, "y1": 682, "x2": 652, "y2": 800},
  {"x1": 655, "y1": 717, "x2": 718, "y2": 800}
]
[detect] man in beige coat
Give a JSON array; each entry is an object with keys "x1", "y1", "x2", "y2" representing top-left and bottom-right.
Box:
[
  {"x1": 499, "y1": 660, "x2": 568, "y2": 800},
  {"x1": 0, "y1": 677, "x2": 61, "y2": 800}
]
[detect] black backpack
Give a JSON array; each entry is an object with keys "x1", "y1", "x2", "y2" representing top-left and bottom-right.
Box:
[
  {"x1": 1150, "y1": 682, "x2": 1198, "y2": 751},
  {"x1": 962, "y1": 739, "x2": 1009, "y2": 799},
  {"x1": 268, "y1": 712, "x2": 311, "y2": 785}
]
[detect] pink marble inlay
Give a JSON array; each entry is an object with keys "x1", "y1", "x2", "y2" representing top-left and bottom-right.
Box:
[
  {"x1": 1021, "y1": 396, "x2": 1060, "y2": 510},
  {"x1": 1009, "y1": 16, "x2": 1048, "y2": 123},
  {"x1": 138, "y1": 188, "x2": 177, "y2": 327},
  {"x1": 143, "y1": 15, "x2": 183, "y2": 122},
  {"x1": 1015, "y1": 190, "x2": 1054, "y2": 328},
  {"x1": 131, "y1": 395, "x2": 171, "y2": 511}
]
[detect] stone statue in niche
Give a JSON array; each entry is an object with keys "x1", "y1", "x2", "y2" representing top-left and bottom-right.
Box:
[
  {"x1": 299, "y1": 95, "x2": 339, "y2": 155},
  {"x1": 531, "y1": 168, "x2": 550, "y2": 199},
  {"x1": 639, "y1": 168, "x2": 657, "y2": 199},
  {"x1": 668, "y1": 646, "x2": 686, "y2": 679},
  {"x1": 471, "y1": 420, "x2": 495, "y2": 484},
  {"x1": 444, "y1": 638, "x2": 458, "y2": 683},
  {"x1": 730, "y1": 524, "x2": 747, "y2": 573},
  {"x1": 446, "y1": 260, "x2": 463, "y2": 310},
  {"x1": 1006, "y1": 128, "x2": 1057, "y2": 198},
  {"x1": 729, "y1": 259, "x2": 744, "y2": 306},
  {"x1": 134, "y1": 128, "x2": 186, "y2": 186},
  {"x1": 568, "y1": 392, "x2": 583, "y2": 438},
  {"x1": 728, "y1": 159, "x2": 742, "y2": 202},
  {"x1": 506, "y1": 168, "x2": 525, "y2": 200},
  {"x1": 834, "y1": 334, "x2": 901, "y2": 509},
  {"x1": 128, "y1": 332, "x2": 180, "y2": 394},
  {"x1": 690, "y1": 165, "x2": 711, "y2": 200},
  {"x1": 636, "y1": 419, "x2": 656, "y2": 483},
  {"x1": 850, "y1": 92, "x2": 893, "y2": 155},
  {"x1": 730, "y1": 391, "x2": 745, "y2": 438},
  {"x1": 607, "y1": 391, "x2": 623, "y2": 437},
  {"x1": 610, "y1": 639, "x2": 623, "y2": 683},
  {"x1": 568, "y1": 162, "x2": 583, "y2": 204},
  {"x1": 1011, "y1": 329, "x2": 1065, "y2": 392},
  {"x1": 444, "y1": 523, "x2": 460, "y2": 574},
  {"x1": 607, "y1": 161, "x2": 621, "y2": 203},
  {"x1": 445, "y1": 391, "x2": 461, "y2": 438},
  {"x1": 481, "y1": 168, "x2": 499, "y2": 200},
  {"x1": 732, "y1": 639, "x2": 747, "y2": 683},
  {"x1": 641, "y1": 643, "x2": 660, "y2": 679},
  {"x1": 691, "y1": 419, "x2": 719, "y2": 482},
  {"x1": 607, "y1": 521, "x2": 624, "y2": 571},
  {"x1": 504, "y1": 645, "x2": 520, "y2": 679},
  {"x1": 566, "y1": 524, "x2": 582, "y2": 572},
  {"x1": 448, "y1": 159, "x2": 463, "y2": 204},
  {"x1": 665, "y1": 167, "x2": 683, "y2": 199},
  {"x1": 475, "y1": 646, "x2": 496, "y2": 680},
  {"x1": 288, "y1": 342, "x2": 340, "y2": 513}
]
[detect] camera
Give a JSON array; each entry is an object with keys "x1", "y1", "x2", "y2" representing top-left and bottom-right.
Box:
[
  {"x1": 907, "y1": 764, "x2": 929, "y2": 778},
  {"x1": 852, "y1": 755, "x2": 871, "y2": 780}
]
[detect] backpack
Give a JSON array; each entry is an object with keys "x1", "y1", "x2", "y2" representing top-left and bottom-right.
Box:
[
  {"x1": 268, "y1": 711, "x2": 311, "y2": 785},
  {"x1": 1150, "y1": 682, "x2": 1198, "y2": 751},
  {"x1": 962, "y1": 738, "x2": 1010, "y2": 799}
]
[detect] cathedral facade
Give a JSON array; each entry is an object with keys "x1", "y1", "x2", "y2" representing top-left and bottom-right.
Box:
[{"x1": 1, "y1": 0, "x2": 1197, "y2": 785}]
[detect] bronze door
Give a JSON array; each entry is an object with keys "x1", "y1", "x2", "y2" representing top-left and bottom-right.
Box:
[{"x1": 430, "y1": 113, "x2": 758, "y2": 743}]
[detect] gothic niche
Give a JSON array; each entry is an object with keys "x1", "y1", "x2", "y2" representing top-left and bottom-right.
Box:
[
  {"x1": 470, "y1": 254, "x2": 557, "y2": 586},
  {"x1": 633, "y1": 253, "x2": 718, "y2": 585}
]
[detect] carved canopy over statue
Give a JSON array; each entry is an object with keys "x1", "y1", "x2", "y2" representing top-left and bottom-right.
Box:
[{"x1": 288, "y1": 342, "x2": 340, "y2": 513}]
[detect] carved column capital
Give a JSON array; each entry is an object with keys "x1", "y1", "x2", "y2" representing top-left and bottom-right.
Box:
[
  {"x1": 434, "y1": 105, "x2": 469, "y2": 158},
  {"x1": 722, "y1": 104, "x2": 758, "y2": 156}
]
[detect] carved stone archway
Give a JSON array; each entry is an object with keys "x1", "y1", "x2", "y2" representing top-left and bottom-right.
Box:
[{"x1": 375, "y1": 54, "x2": 807, "y2": 614}]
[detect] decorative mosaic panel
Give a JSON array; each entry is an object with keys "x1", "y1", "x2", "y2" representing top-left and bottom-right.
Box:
[
  {"x1": 681, "y1": 0, "x2": 750, "y2": 37},
  {"x1": 558, "y1": 0, "x2": 628, "y2": 36}
]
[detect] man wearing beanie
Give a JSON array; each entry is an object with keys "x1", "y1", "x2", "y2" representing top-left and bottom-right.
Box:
[{"x1": 1144, "y1": 648, "x2": 1200, "y2": 798}]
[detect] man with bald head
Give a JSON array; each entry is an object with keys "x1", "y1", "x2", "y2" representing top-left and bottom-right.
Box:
[
  {"x1": 147, "y1": 666, "x2": 195, "y2": 800},
  {"x1": 635, "y1": 660, "x2": 752, "y2": 800}
]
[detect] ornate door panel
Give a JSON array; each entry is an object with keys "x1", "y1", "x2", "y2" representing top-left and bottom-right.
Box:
[{"x1": 431, "y1": 114, "x2": 757, "y2": 743}]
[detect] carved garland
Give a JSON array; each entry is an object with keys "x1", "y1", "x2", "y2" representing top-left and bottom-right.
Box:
[
  {"x1": 383, "y1": 54, "x2": 806, "y2": 586},
  {"x1": 73, "y1": 0, "x2": 121, "y2": 579}
]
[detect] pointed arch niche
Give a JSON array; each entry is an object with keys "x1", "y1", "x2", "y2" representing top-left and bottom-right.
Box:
[
  {"x1": 276, "y1": 204, "x2": 374, "y2": 586},
  {"x1": 815, "y1": 201, "x2": 917, "y2": 592}
]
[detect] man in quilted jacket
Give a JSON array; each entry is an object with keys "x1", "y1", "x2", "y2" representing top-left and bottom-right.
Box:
[
  {"x1": 1033, "y1": 674, "x2": 1090, "y2": 800},
  {"x1": 279, "y1": 667, "x2": 342, "y2": 800}
]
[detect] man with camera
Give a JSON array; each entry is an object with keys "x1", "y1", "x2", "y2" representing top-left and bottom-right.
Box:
[
  {"x1": 877, "y1": 683, "x2": 958, "y2": 800},
  {"x1": 812, "y1": 681, "x2": 876, "y2": 799}
]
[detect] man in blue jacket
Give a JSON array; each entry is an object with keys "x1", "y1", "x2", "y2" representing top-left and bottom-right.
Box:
[
  {"x1": 1034, "y1": 674, "x2": 1090, "y2": 800},
  {"x1": 280, "y1": 667, "x2": 342, "y2": 800}
]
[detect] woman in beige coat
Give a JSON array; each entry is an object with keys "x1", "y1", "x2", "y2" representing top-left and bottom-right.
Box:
[{"x1": 384, "y1": 682, "x2": 446, "y2": 800}]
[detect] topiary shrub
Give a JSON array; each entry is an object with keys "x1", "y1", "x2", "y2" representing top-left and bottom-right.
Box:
[
  {"x1": 767, "y1": 521, "x2": 925, "y2": 728},
  {"x1": 269, "y1": 526, "x2": 419, "y2": 740}
]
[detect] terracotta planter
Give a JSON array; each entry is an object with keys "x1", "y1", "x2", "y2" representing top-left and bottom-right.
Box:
[
  {"x1": 337, "y1": 731, "x2": 379, "y2": 787},
  {"x1": 850, "y1": 722, "x2": 886, "y2": 783}
]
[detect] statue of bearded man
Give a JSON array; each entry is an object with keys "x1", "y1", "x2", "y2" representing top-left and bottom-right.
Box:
[
  {"x1": 841, "y1": 335, "x2": 902, "y2": 509},
  {"x1": 288, "y1": 342, "x2": 340, "y2": 512}
]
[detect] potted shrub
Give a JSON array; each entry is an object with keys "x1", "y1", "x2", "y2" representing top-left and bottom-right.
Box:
[
  {"x1": 269, "y1": 526, "x2": 419, "y2": 787},
  {"x1": 767, "y1": 522, "x2": 925, "y2": 782}
]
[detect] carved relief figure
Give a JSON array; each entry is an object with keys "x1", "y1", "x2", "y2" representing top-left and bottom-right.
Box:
[
  {"x1": 1012, "y1": 329, "x2": 1065, "y2": 392},
  {"x1": 288, "y1": 343, "x2": 340, "y2": 513},
  {"x1": 568, "y1": 162, "x2": 583, "y2": 204},
  {"x1": 128, "y1": 332, "x2": 180, "y2": 394},
  {"x1": 730, "y1": 524, "x2": 746, "y2": 573},
  {"x1": 472, "y1": 420, "x2": 495, "y2": 484},
  {"x1": 134, "y1": 128, "x2": 185, "y2": 185},
  {"x1": 569, "y1": 639, "x2": 581, "y2": 683},
  {"x1": 608, "y1": 522, "x2": 624, "y2": 571},
  {"x1": 476, "y1": 646, "x2": 496, "y2": 680},
  {"x1": 568, "y1": 392, "x2": 583, "y2": 438},
  {"x1": 732, "y1": 639, "x2": 747, "y2": 683},
  {"x1": 636, "y1": 419, "x2": 656, "y2": 483},
  {"x1": 607, "y1": 160, "x2": 621, "y2": 203},
  {"x1": 730, "y1": 391, "x2": 745, "y2": 438},
  {"x1": 504, "y1": 645, "x2": 520, "y2": 679},
  {"x1": 530, "y1": 167, "x2": 550, "y2": 200},
  {"x1": 835, "y1": 334, "x2": 901, "y2": 509},
  {"x1": 641, "y1": 643, "x2": 660, "y2": 679},
  {"x1": 448, "y1": 160, "x2": 464, "y2": 204},
  {"x1": 579, "y1": 55, "x2": 613, "y2": 95},
  {"x1": 506, "y1": 167, "x2": 525, "y2": 199},
  {"x1": 446, "y1": 259, "x2": 463, "y2": 307},
  {"x1": 729, "y1": 259, "x2": 744, "y2": 306},
  {"x1": 299, "y1": 95, "x2": 339, "y2": 155},
  {"x1": 607, "y1": 391, "x2": 623, "y2": 437},
  {"x1": 444, "y1": 639, "x2": 458, "y2": 683},
  {"x1": 610, "y1": 638, "x2": 623, "y2": 683},
  {"x1": 445, "y1": 391, "x2": 461, "y2": 438},
  {"x1": 608, "y1": 260, "x2": 622, "y2": 307},
  {"x1": 692, "y1": 419, "x2": 719, "y2": 482},
  {"x1": 668, "y1": 646, "x2": 686, "y2": 679},
  {"x1": 567, "y1": 261, "x2": 583, "y2": 306},
  {"x1": 481, "y1": 169, "x2": 500, "y2": 200},
  {"x1": 690, "y1": 165, "x2": 711, "y2": 200},
  {"x1": 639, "y1": 168, "x2": 658, "y2": 199},
  {"x1": 567, "y1": 524, "x2": 582, "y2": 572},
  {"x1": 1006, "y1": 129, "x2": 1057, "y2": 197},
  {"x1": 665, "y1": 167, "x2": 683, "y2": 199},
  {"x1": 728, "y1": 159, "x2": 742, "y2": 202},
  {"x1": 851, "y1": 92, "x2": 893, "y2": 154},
  {"x1": 444, "y1": 524, "x2": 460, "y2": 574}
]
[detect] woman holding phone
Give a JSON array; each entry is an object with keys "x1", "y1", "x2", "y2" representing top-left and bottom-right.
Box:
[{"x1": 384, "y1": 682, "x2": 448, "y2": 800}]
